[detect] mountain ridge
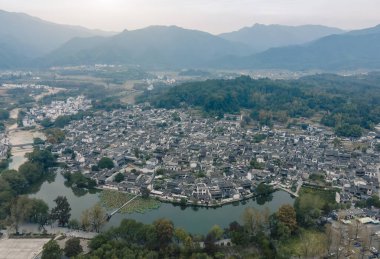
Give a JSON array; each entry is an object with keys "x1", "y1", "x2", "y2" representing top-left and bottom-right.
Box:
[
  {"x1": 224, "y1": 25, "x2": 380, "y2": 70},
  {"x1": 39, "y1": 25, "x2": 254, "y2": 68},
  {"x1": 0, "y1": 9, "x2": 115, "y2": 68},
  {"x1": 219, "y1": 23, "x2": 345, "y2": 52}
]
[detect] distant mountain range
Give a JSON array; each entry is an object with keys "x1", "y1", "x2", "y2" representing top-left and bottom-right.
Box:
[
  {"x1": 221, "y1": 24, "x2": 380, "y2": 70},
  {"x1": 0, "y1": 9, "x2": 379, "y2": 71},
  {"x1": 39, "y1": 25, "x2": 252, "y2": 68},
  {"x1": 0, "y1": 10, "x2": 113, "y2": 68},
  {"x1": 218, "y1": 24, "x2": 345, "y2": 52}
]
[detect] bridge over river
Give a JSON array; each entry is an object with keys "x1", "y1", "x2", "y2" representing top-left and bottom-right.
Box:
[{"x1": 106, "y1": 194, "x2": 140, "y2": 221}]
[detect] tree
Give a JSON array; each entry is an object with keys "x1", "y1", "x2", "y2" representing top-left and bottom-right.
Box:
[
  {"x1": 204, "y1": 232, "x2": 218, "y2": 255},
  {"x1": 335, "y1": 124, "x2": 363, "y2": 138},
  {"x1": 64, "y1": 237, "x2": 83, "y2": 257},
  {"x1": 333, "y1": 138, "x2": 341, "y2": 148},
  {"x1": 141, "y1": 187, "x2": 150, "y2": 199},
  {"x1": 9, "y1": 196, "x2": 32, "y2": 233},
  {"x1": 277, "y1": 204, "x2": 297, "y2": 233},
  {"x1": 134, "y1": 148, "x2": 140, "y2": 158},
  {"x1": 174, "y1": 227, "x2": 189, "y2": 244},
  {"x1": 0, "y1": 109, "x2": 10, "y2": 121},
  {"x1": 40, "y1": 118, "x2": 53, "y2": 128},
  {"x1": 256, "y1": 183, "x2": 273, "y2": 196},
  {"x1": 45, "y1": 128, "x2": 65, "y2": 143},
  {"x1": 180, "y1": 197, "x2": 187, "y2": 206},
  {"x1": 42, "y1": 240, "x2": 62, "y2": 259},
  {"x1": 27, "y1": 148, "x2": 56, "y2": 169},
  {"x1": 68, "y1": 219, "x2": 80, "y2": 230},
  {"x1": 209, "y1": 225, "x2": 224, "y2": 240},
  {"x1": 0, "y1": 179, "x2": 14, "y2": 220},
  {"x1": 98, "y1": 157, "x2": 114, "y2": 169},
  {"x1": 54, "y1": 116, "x2": 72, "y2": 128},
  {"x1": 297, "y1": 231, "x2": 327, "y2": 258},
  {"x1": 28, "y1": 198, "x2": 49, "y2": 230},
  {"x1": 18, "y1": 162, "x2": 43, "y2": 184},
  {"x1": 51, "y1": 196, "x2": 71, "y2": 227},
  {"x1": 228, "y1": 221, "x2": 248, "y2": 245},
  {"x1": 294, "y1": 193, "x2": 324, "y2": 227},
  {"x1": 242, "y1": 207, "x2": 267, "y2": 236},
  {"x1": 154, "y1": 218, "x2": 174, "y2": 248},
  {"x1": 89, "y1": 204, "x2": 106, "y2": 232},
  {"x1": 250, "y1": 158, "x2": 264, "y2": 170},
  {"x1": 271, "y1": 219, "x2": 291, "y2": 241},
  {"x1": 33, "y1": 137, "x2": 45, "y2": 146},
  {"x1": 114, "y1": 172, "x2": 125, "y2": 183},
  {"x1": 81, "y1": 209, "x2": 91, "y2": 231},
  {"x1": 1, "y1": 170, "x2": 28, "y2": 194}
]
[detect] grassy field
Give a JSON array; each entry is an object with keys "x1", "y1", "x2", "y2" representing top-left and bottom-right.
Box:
[{"x1": 99, "y1": 190, "x2": 160, "y2": 214}]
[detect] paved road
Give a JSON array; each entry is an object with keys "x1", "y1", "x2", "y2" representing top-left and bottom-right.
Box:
[
  {"x1": 18, "y1": 223, "x2": 97, "y2": 239},
  {"x1": 0, "y1": 238, "x2": 50, "y2": 259}
]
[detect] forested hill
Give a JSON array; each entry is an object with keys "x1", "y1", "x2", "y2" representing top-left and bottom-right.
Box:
[{"x1": 137, "y1": 73, "x2": 380, "y2": 137}]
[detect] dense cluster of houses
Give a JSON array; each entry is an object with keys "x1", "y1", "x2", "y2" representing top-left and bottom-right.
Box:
[
  {"x1": 22, "y1": 96, "x2": 92, "y2": 127},
  {"x1": 47, "y1": 105, "x2": 380, "y2": 206}
]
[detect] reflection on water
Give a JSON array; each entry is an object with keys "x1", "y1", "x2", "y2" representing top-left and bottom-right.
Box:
[{"x1": 30, "y1": 172, "x2": 295, "y2": 234}]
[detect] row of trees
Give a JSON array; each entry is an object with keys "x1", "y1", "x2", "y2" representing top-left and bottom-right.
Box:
[
  {"x1": 42, "y1": 237, "x2": 83, "y2": 259},
  {"x1": 8, "y1": 195, "x2": 70, "y2": 233},
  {"x1": 40, "y1": 111, "x2": 91, "y2": 129},
  {"x1": 63, "y1": 204, "x2": 298, "y2": 258}
]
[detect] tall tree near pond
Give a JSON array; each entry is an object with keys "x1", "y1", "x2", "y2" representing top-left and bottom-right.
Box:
[
  {"x1": 27, "y1": 148, "x2": 56, "y2": 169},
  {"x1": 277, "y1": 204, "x2": 297, "y2": 233},
  {"x1": 18, "y1": 162, "x2": 44, "y2": 184},
  {"x1": 9, "y1": 196, "x2": 32, "y2": 233},
  {"x1": 28, "y1": 198, "x2": 49, "y2": 230},
  {"x1": 242, "y1": 207, "x2": 268, "y2": 236},
  {"x1": 89, "y1": 204, "x2": 106, "y2": 233},
  {"x1": 153, "y1": 218, "x2": 174, "y2": 249},
  {"x1": 80, "y1": 208, "x2": 91, "y2": 231},
  {"x1": 51, "y1": 196, "x2": 71, "y2": 227},
  {"x1": 1, "y1": 170, "x2": 29, "y2": 195},
  {"x1": 209, "y1": 225, "x2": 224, "y2": 240}
]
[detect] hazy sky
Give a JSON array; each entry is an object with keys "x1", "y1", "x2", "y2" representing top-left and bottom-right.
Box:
[{"x1": 1, "y1": 0, "x2": 380, "y2": 33}]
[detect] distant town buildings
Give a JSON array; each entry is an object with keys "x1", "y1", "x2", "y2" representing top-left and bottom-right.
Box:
[{"x1": 23, "y1": 96, "x2": 92, "y2": 127}]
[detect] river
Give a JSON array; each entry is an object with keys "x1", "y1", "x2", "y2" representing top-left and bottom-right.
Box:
[{"x1": 30, "y1": 173, "x2": 295, "y2": 234}]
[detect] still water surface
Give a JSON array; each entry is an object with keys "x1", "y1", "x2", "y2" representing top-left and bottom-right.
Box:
[{"x1": 30, "y1": 173, "x2": 295, "y2": 234}]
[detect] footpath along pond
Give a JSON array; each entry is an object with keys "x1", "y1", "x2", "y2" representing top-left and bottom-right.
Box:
[{"x1": 30, "y1": 173, "x2": 295, "y2": 234}]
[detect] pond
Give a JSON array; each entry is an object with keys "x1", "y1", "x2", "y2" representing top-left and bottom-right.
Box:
[{"x1": 30, "y1": 173, "x2": 295, "y2": 234}]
